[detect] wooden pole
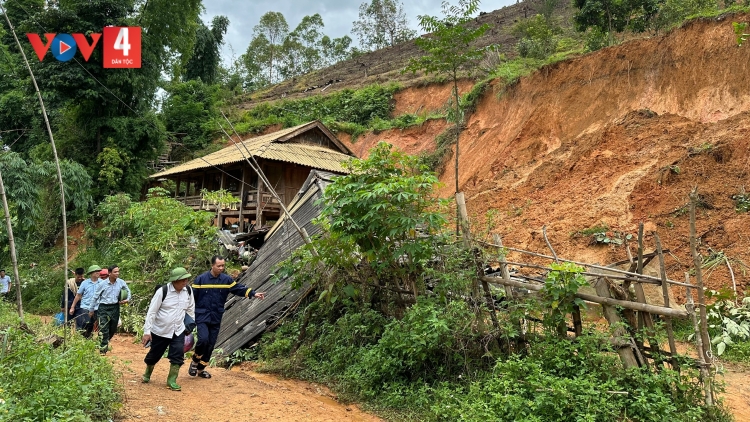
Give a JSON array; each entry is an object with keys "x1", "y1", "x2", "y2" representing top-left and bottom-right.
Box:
[
  {"x1": 0, "y1": 168, "x2": 23, "y2": 321},
  {"x1": 544, "y1": 225, "x2": 581, "y2": 337},
  {"x1": 2, "y1": 6, "x2": 67, "y2": 325},
  {"x1": 476, "y1": 240, "x2": 690, "y2": 287},
  {"x1": 633, "y1": 223, "x2": 661, "y2": 368},
  {"x1": 689, "y1": 188, "x2": 711, "y2": 362},
  {"x1": 456, "y1": 193, "x2": 501, "y2": 344},
  {"x1": 655, "y1": 233, "x2": 678, "y2": 370},
  {"x1": 480, "y1": 276, "x2": 689, "y2": 318},
  {"x1": 686, "y1": 274, "x2": 713, "y2": 407},
  {"x1": 593, "y1": 277, "x2": 639, "y2": 368},
  {"x1": 238, "y1": 167, "x2": 247, "y2": 232}
]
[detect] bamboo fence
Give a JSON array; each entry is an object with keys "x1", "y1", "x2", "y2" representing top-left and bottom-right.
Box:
[{"x1": 455, "y1": 189, "x2": 717, "y2": 406}]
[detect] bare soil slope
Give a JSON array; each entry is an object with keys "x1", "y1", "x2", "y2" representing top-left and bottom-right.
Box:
[{"x1": 344, "y1": 14, "x2": 750, "y2": 296}]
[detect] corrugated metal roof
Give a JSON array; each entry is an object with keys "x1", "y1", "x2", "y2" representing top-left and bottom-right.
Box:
[{"x1": 150, "y1": 122, "x2": 353, "y2": 178}]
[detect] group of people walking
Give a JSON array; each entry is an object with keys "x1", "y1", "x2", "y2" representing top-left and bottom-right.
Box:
[
  {"x1": 63, "y1": 256, "x2": 264, "y2": 391},
  {"x1": 62, "y1": 265, "x2": 131, "y2": 354}
]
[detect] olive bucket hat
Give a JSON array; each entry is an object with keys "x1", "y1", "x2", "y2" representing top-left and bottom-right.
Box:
[
  {"x1": 168, "y1": 267, "x2": 192, "y2": 282},
  {"x1": 86, "y1": 265, "x2": 102, "y2": 275}
]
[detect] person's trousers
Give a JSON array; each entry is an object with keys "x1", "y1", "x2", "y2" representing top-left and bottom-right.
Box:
[
  {"x1": 144, "y1": 332, "x2": 186, "y2": 366},
  {"x1": 81, "y1": 311, "x2": 97, "y2": 338},
  {"x1": 68, "y1": 307, "x2": 88, "y2": 330},
  {"x1": 97, "y1": 303, "x2": 120, "y2": 352},
  {"x1": 193, "y1": 321, "x2": 220, "y2": 370}
]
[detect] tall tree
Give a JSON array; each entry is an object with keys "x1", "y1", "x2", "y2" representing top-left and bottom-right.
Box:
[
  {"x1": 277, "y1": 14, "x2": 323, "y2": 79},
  {"x1": 1, "y1": 0, "x2": 203, "y2": 197},
  {"x1": 405, "y1": 0, "x2": 489, "y2": 235},
  {"x1": 320, "y1": 35, "x2": 353, "y2": 67},
  {"x1": 253, "y1": 11, "x2": 289, "y2": 82},
  {"x1": 352, "y1": 0, "x2": 416, "y2": 50},
  {"x1": 184, "y1": 15, "x2": 230, "y2": 84},
  {"x1": 241, "y1": 34, "x2": 272, "y2": 90}
]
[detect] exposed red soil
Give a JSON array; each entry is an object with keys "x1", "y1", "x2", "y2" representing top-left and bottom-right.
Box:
[
  {"x1": 337, "y1": 18, "x2": 750, "y2": 418},
  {"x1": 390, "y1": 80, "x2": 474, "y2": 117},
  {"x1": 339, "y1": 118, "x2": 451, "y2": 158},
  {"x1": 350, "y1": 14, "x2": 750, "y2": 301}
]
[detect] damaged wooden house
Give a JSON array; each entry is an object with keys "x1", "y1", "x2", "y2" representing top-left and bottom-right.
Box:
[
  {"x1": 214, "y1": 170, "x2": 339, "y2": 355},
  {"x1": 149, "y1": 121, "x2": 355, "y2": 232}
]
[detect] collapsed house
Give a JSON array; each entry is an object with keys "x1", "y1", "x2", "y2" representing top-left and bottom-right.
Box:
[{"x1": 214, "y1": 170, "x2": 338, "y2": 355}]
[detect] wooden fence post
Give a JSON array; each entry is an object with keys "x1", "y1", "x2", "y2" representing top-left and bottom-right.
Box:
[
  {"x1": 593, "y1": 277, "x2": 639, "y2": 369},
  {"x1": 654, "y1": 233, "x2": 678, "y2": 370}
]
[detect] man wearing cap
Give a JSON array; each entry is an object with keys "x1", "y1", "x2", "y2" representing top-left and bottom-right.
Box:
[
  {"x1": 70, "y1": 265, "x2": 102, "y2": 338},
  {"x1": 0, "y1": 270, "x2": 11, "y2": 301},
  {"x1": 141, "y1": 267, "x2": 195, "y2": 391},
  {"x1": 90, "y1": 265, "x2": 131, "y2": 354},
  {"x1": 98, "y1": 268, "x2": 110, "y2": 281},
  {"x1": 62, "y1": 268, "x2": 87, "y2": 330},
  {"x1": 189, "y1": 256, "x2": 265, "y2": 379}
]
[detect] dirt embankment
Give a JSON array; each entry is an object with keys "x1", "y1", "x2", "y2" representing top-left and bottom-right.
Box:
[{"x1": 344, "y1": 14, "x2": 750, "y2": 296}]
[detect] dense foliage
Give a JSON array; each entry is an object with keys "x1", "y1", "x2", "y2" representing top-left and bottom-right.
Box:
[
  {"x1": 0, "y1": 302, "x2": 122, "y2": 420},
  {"x1": 89, "y1": 187, "x2": 217, "y2": 283},
  {"x1": 241, "y1": 144, "x2": 733, "y2": 421}
]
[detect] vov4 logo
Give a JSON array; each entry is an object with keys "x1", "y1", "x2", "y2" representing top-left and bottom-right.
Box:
[{"x1": 26, "y1": 27, "x2": 141, "y2": 68}]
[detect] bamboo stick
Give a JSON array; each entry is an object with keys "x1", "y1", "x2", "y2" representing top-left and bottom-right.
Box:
[
  {"x1": 476, "y1": 240, "x2": 691, "y2": 287},
  {"x1": 655, "y1": 233, "x2": 679, "y2": 370},
  {"x1": 633, "y1": 223, "x2": 660, "y2": 368},
  {"x1": 0, "y1": 169, "x2": 23, "y2": 321},
  {"x1": 686, "y1": 274, "x2": 713, "y2": 407},
  {"x1": 455, "y1": 193, "x2": 501, "y2": 342},
  {"x1": 480, "y1": 276, "x2": 689, "y2": 318},
  {"x1": 500, "y1": 259, "x2": 679, "y2": 286},
  {"x1": 689, "y1": 188, "x2": 711, "y2": 363}
]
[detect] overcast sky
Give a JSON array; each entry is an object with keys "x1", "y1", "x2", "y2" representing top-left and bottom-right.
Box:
[{"x1": 203, "y1": 0, "x2": 516, "y2": 62}]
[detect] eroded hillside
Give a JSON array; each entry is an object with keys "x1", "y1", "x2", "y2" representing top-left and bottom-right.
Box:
[{"x1": 341, "y1": 14, "x2": 750, "y2": 297}]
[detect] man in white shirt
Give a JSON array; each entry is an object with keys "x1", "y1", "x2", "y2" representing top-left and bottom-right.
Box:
[
  {"x1": 141, "y1": 267, "x2": 195, "y2": 391},
  {"x1": 0, "y1": 270, "x2": 11, "y2": 301}
]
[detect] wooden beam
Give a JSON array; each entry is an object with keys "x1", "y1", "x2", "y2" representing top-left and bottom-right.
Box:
[
  {"x1": 238, "y1": 167, "x2": 247, "y2": 232},
  {"x1": 479, "y1": 276, "x2": 689, "y2": 319}
]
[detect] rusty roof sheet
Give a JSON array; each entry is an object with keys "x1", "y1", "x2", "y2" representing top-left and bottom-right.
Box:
[{"x1": 150, "y1": 122, "x2": 353, "y2": 178}]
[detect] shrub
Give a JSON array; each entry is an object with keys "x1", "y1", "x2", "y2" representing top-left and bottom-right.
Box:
[{"x1": 0, "y1": 303, "x2": 122, "y2": 420}]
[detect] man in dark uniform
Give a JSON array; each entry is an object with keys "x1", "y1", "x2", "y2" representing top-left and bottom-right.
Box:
[{"x1": 189, "y1": 256, "x2": 265, "y2": 378}]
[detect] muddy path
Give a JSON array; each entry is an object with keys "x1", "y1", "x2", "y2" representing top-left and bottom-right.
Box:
[{"x1": 107, "y1": 334, "x2": 381, "y2": 422}]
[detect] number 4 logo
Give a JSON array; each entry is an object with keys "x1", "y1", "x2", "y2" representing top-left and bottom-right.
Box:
[{"x1": 103, "y1": 27, "x2": 141, "y2": 68}]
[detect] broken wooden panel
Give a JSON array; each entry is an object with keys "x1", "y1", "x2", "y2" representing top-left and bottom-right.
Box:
[{"x1": 214, "y1": 170, "x2": 338, "y2": 356}]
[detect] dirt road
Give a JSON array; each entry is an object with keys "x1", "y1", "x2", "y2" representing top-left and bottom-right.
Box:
[{"x1": 108, "y1": 335, "x2": 381, "y2": 422}]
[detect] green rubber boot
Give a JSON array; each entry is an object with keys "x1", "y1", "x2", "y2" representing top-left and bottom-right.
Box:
[
  {"x1": 166, "y1": 364, "x2": 181, "y2": 391},
  {"x1": 142, "y1": 365, "x2": 155, "y2": 383}
]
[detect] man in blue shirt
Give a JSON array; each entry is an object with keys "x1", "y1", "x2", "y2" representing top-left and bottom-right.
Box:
[
  {"x1": 70, "y1": 265, "x2": 102, "y2": 338},
  {"x1": 189, "y1": 256, "x2": 265, "y2": 379},
  {"x1": 0, "y1": 269, "x2": 11, "y2": 301},
  {"x1": 90, "y1": 265, "x2": 131, "y2": 354}
]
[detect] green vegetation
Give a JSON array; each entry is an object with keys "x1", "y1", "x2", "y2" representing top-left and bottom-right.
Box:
[
  {"x1": 242, "y1": 144, "x2": 730, "y2": 421},
  {"x1": 230, "y1": 83, "x2": 444, "y2": 142},
  {"x1": 0, "y1": 302, "x2": 122, "y2": 420},
  {"x1": 90, "y1": 187, "x2": 217, "y2": 284},
  {"x1": 733, "y1": 192, "x2": 750, "y2": 213}
]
